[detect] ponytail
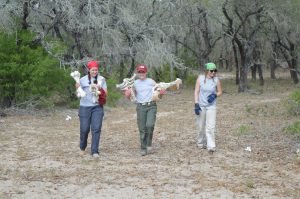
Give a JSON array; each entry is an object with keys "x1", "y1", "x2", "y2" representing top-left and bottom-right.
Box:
[{"x1": 88, "y1": 72, "x2": 98, "y2": 85}]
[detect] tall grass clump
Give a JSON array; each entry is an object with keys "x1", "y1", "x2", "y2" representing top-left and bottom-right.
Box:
[{"x1": 286, "y1": 90, "x2": 300, "y2": 116}]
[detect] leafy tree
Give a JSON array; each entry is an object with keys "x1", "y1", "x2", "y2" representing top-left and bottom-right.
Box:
[
  {"x1": 222, "y1": 0, "x2": 266, "y2": 92},
  {"x1": 0, "y1": 30, "x2": 70, "y2": 108},
  {"x1": 267, "y1": 0, "x2": 300, "y2": 84}
]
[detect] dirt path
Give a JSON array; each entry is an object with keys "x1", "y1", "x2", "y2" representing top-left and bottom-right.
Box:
[{"x1": 0, "y1": 82, "x2": 299, "y2": 199}]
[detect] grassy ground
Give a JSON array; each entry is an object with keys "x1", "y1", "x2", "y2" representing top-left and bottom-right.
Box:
[{"x1": 0, "y1": 73, "x2": 299, "y2": 199}]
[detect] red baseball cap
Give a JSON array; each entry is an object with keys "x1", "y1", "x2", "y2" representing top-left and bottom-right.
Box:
[
  {"x1": 87, "y1": 60, "x2": 99, "y2": 69},
  {"x1": 136, "y1": 64, "x2": 147, "y2": 73}
]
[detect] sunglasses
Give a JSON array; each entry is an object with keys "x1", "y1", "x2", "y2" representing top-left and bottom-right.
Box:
[{"x1": 209, "y1": 69, "x2": 217, "y2": 73}]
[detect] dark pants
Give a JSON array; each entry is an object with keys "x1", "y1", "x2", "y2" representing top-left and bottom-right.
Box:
[
  {"x1": 78, "y1": 105, "x2": 104, "y2": 155},
  {"x1": 136, "y1": 102, "x2": 157, "y2": 150}
]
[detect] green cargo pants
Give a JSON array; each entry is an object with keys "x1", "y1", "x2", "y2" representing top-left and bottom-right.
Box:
[{"x1": 136, "y1": 102, "x2": 157, "y2": 151}]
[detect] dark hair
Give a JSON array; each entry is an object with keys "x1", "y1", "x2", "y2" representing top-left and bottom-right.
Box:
[{"x1": 88, "y1": 72, "x2": 98, "y2": 84}]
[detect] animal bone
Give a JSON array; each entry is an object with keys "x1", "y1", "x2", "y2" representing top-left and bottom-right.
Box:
[
  {"x1": 116, "y1": 73, "x2": 137, "y2": 102},
  {"x1": 70, "y1": 71, "x2": 86, "y2": 98},
  {"x1": 116, "y1": 74, "x2": 182, "y2": 102},
  {"x1": 152, "y1": 78, "x2": 182, "y2": 101},
  {"x1": 90, "y1": 77, "x2": 103, "y2": 103}
]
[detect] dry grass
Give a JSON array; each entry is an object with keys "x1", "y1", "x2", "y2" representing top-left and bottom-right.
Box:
[{"x1": 0, "y1": 73, "x2": 299, "y2": 199}]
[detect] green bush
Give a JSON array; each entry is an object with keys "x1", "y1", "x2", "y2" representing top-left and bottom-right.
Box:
[
  {"x1": 68, "y1": 99, "x2": 80, "y2": 109},
  {"x1": 236, "y1": 125, "x2": 250, "y2": 135},
  {"x1": 286, "y1": 90, "x2": 300, "y2": 116},
  {"x1": 290, "y1": 90, "x2": 300, "y2": 104},
  {"x1": 106, "y1": 77, "x2": 122, "y2": 107},
  {"x1": 185, "y1": 73, "x2": 198, "y2": 88},
  {"x1": 150, "y1": 65, "x2": 174, "y2": 82},
  {"x1": 150, "y1": 64, "x2": 187, "y2": 83},
  {"x1": 177, "y1": 47, "x2": 198, "y2": 69},
  {"x1": 284, "y1": 122, "x2": 300, "y2": 135},
  {"x1": 0, "y1": 30, "x2": 70, "y2": 108}
]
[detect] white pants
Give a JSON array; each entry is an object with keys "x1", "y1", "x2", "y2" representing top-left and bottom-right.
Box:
[{"x1": 196, "y1": 106, "x2": 217, "y2": 150}]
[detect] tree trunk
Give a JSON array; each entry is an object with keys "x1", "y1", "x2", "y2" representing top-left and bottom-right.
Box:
[
  {"x1": 73, "y1": 32, "x2": 89, "y2": 61},
  {"x1": 251, "y1": 65, "x2": 257, "y2": 80},
  {"x1": 238, "y1": 44, "x2": 247, "y2": 92},
  {"x1": 127, "y1": 57, "x2": 136, "y2": 78},
  {"x1": 232, "y1": 41, "x2": 239, "y2": 85},
  {"x1": 290, "y1": 69, "x2": 299, "y2": 84},
  {"x1": 225, "y1": 59, "x2": 230, "y2": 71},
  {"x1": 170, "y1": 62, "x2": 174, "y2": 81},
  {"x1": 52, "y1": 9, "x2": 63, "y2": 41},
  {"x1": 22, "y1": 1, "x2": 29, "y2": 30},
  {"x1": 270, "y1": 59, "x2": 277, "y2": 79},
  {"x1": 119, "y1": 59, "x2": 125, "y2": 82},
  {"x1": 53, "y1": 26, "x2": 63, "y2": 41},
  {"x1": 290, "y1": 50, "x2": 299, "y2": 84},
  {"x1": 257, "y1": 64, "x2": 264, "y2": 86},
  {"x1": 282, "y1": 46, "x2": 299, "y2": 84},
  {"x1": 174, "y1": 39, "x2": 178, "y2": 56},
  {"x1": 288, "y1": 59, "x2": 299, "y2": 84},
  {"x1": 238, "y1": 65, "x2": 247, "y2": 92},
  {"x1": 239, "y1": 41, "x2": 254, "y2": 92},
  {"x1": 1, "y1": 96, "x2": 12, "y2": 108},
  {"x1": 219, "y1": 54, "x2": 224, "y2": 69}
]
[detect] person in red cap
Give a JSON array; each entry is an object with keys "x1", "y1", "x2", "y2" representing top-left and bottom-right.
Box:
[
  {"x1": 75, "y1": 60, "x2": 107, "y2": 158},
  {"x1": 125, "y1": 64, "x2": 165, "y2": 156}
]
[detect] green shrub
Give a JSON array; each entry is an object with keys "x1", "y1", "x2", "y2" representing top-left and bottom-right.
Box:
[
  {"x1": 185, "y1": 73, "x2": 198, "y2": 88},
  {"x1": 106, "y1": 78, "x2": 122, "y2": 107},
  {"x1": 236, "y1": 125, "x2": 250, "y2": 135},
  {"x1": 246, "y1": 178, "x2": 255, "y2": 189},
  {"x1": 177, "y1": 47, "x2": 198, "y2": 69},
  {"x1": 0, "y1": 30, "x2": 70, "y2": 109},
  {"x1": 34, "y1": 96, "x2": 55, "y2": 110},
  {"x1": 150, "y1": 65, "x2": 171, "y2": 82},
  {"x1": 286, "y1": 90, "x2": 300, "y2": 116},
  {"x1": 150, "y1": 65, "x2": 174, "y2": 82},
  {"x1": 290, "y1": 90, "x2": 300, "y2": 104},
  {"x1": 150, "y1": 64, "x2": 187, "y2": 83},
  {"x1": 68, "y1": 99, "x2": 80, "y2": 109},
  {"x1": 284, "y1": 122, "x2": 300, "y2": 135}
]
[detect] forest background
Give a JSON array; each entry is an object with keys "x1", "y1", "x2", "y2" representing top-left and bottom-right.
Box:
[{"x1": 0, "y1": 0, "x2": 300, "y2": 108}]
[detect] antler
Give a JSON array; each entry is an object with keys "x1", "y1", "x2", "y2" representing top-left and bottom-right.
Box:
[
  {"x1": 116, "y1": 73, "x2": 136, "y2": 90},
  {"x1": 116, "y1": 73, "x2": 137, "y2": 102}
]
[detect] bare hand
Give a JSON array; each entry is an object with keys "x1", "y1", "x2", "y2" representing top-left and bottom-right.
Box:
[
  {"x1": 124, "y1": 88, "x2": 131, "y2": 98},
  {"x1": 159, "y1": 89, "x2": 167, "y2": 95}
]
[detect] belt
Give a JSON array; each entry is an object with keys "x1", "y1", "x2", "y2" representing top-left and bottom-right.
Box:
[{"x1": 138, "y1": 101, "x2": 156, "y2": 106}]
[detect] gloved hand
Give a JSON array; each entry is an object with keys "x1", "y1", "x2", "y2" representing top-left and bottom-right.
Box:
[
  {"x1": 207, "y1": 93, "x2": 217, "y2": 103},
  {"x1": 194, "y1": 103, "x2": 201, "y2": 115}
]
